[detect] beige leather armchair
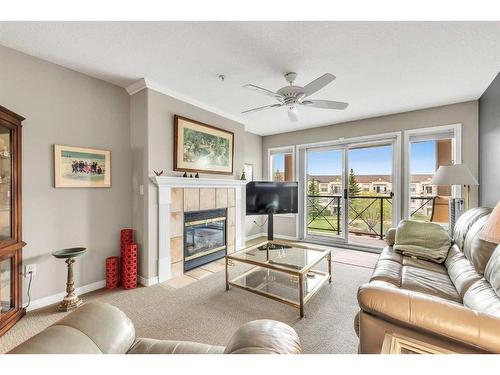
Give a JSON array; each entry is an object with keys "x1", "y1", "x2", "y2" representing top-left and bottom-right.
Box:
[
  {"x1": 356, "y1": 207, "x2": 500, "y2": 353},
  {"x1": 8, "y1": 302, "x2": 302, "y2": 354}
]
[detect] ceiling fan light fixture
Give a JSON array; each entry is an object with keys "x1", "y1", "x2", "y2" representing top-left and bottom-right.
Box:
[{"x1": 242, "y1": 72, "x2": 348, "y2": 122}]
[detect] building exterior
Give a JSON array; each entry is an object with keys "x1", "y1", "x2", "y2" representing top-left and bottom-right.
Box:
[{"x1": 307, "y1": 174, "x2": 440, "y2": 218}]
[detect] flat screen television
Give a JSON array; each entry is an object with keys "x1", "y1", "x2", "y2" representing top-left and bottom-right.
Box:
[
  {"x1": 246, "y1": 181, "x2": 298, "y2": 248},
  {"x1": 246, "y1": 181, "x2": 298, "y2": 215}
]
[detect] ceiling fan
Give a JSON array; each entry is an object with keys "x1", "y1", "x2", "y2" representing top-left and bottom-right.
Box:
[{"x1": 242, "y1": 72, "x2": 348, "y2": 122}]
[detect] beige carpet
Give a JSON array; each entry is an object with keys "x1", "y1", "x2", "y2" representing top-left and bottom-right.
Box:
[{"x1": 0, "y1": 258, "x2": 373, "y2": 354}]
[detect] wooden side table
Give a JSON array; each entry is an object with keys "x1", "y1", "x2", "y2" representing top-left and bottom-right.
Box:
[{"x1": 52, "y1": 247, "x2": 87, "y2": 312}]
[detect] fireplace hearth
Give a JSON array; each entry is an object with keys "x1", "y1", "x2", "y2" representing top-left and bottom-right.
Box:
[{"x1": 184, "y1": 209, "x2": 227, "y2": 272}]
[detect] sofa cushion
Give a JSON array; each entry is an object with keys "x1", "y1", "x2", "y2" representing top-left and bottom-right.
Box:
[
  {"x1": 453, "y1": 207, "x2": 492, "y2": 249},
  {"x1": 9, "y1": 302, "x2": 136, "y2": 354},
  {"x1": 485, "y1": 246, "x2": 500, "y2": 297},
  {"x1": 463, "y1": 279, "x2": 500, "y2": 317},
  {"x1": 445, "y1": 245, "x2": 482, "y2": 297},
  {"x1": 370, "y1": 258, "x2": 402, "y2": 287},
  {"x1": 402, "y1": 256, "x2": 448, "y2": 275},
  {"x1": 462, "y1": 214, "x2": 498, "y2": 274},
  {"x1": 378, "y1": 246, "x2": 403, "y2": 264},
  {"x1": 401, "y1": 266, "x2": 461, "y2": 303},
  {"x1": 127, "y1": 338, "x2": 224, "y2": 354}
]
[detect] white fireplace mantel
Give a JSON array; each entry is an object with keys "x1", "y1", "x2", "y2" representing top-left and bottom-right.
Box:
[{"x1": 152, "y1": 176, "x2": 247, "y2": 283}]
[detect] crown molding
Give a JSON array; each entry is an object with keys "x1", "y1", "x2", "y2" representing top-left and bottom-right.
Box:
[{"x1": 125, "y1": 78, "x2": 248, "y2": 126}]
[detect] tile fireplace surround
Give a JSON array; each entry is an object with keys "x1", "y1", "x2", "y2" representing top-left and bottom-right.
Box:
[{"x1": 152, "y1": 176, "x2": 247, "y2": 283}]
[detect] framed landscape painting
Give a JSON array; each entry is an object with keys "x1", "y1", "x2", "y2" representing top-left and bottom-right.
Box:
[
  {"x1": 174, "y1": 115, "x2": 234, "y2": 175},
  {"x1": 54, "y1": 144, "x2": 111, "y2": 188}
]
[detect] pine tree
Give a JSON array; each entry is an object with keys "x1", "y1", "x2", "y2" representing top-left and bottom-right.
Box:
[
  {"x1": 348, "y1": 168, "x2": 360, "y2": 195},
  {"x1": 308, "y1": 178, "x2": 321, "y2": 215}
]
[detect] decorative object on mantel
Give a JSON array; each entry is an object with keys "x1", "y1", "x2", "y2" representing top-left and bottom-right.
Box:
[
  {"x1": 195, "y1": 172, "x2": 199, "y2": 178},
  {"x1": 183, "y1": 171, "x2": 188, "y2": 178},
  {"x1": 105, "y1": 256, "x2": 120, "y2": 289},
  {"x1": 52, "y1": 247, "x2": 87, "y2": 311},
  {"x1": 54, "y1": 144, "x2": 111, "y2": 188},
  {"x1": 153, "y1": 170, "x2": 164, "y2": 176},
  {"x1": 174, "y1": 115, "x2": 234, "y2": 175},
  {"x1": 244, "y1": 163, "x2": 254, "y2": 181},
  {"x1": 240, "y1": 169, "x2": 246, "y2": 180},
  {"x1": 190, "y1": 173, "x2": 193, "y2": 178}
]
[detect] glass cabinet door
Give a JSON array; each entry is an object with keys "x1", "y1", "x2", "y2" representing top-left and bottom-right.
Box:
[
  {"x1": 0, "y1": 125, "x2": 11, "y2": 241},
  {"x1": 0, "y1": 256, "x2": 13, "y2": 314}
]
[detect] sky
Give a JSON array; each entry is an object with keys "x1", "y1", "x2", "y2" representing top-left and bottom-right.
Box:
[{"x1": 273, "y1": 140, "x2": 437, "y2": 176}]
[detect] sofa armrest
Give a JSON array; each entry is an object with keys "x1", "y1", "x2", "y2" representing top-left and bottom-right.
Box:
[
  {"x1": 358, "y1": 283, "x2": 500, "y2": 353},
  {"x1": 223, "y1": 319, "x2": 301, "y2": 354},
  {"x1": 385, "y1": 228, "x2": 396, "y2": 246}
]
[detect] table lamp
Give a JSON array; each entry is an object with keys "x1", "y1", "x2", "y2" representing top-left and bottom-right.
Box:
[
  {"x1": 480, "y1": 200, "x2": 500, "y2": 244},
  {"x1": 430, "y1": 163, "x2": 478, "y2": 210}
]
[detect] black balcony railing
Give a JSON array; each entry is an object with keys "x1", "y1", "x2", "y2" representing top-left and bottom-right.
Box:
[{"x1": 307, "y1": 194, "x2": 437, "y2": 240}]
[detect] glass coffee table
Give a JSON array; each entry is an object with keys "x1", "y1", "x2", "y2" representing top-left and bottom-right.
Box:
[{"x1": 225, "y1": 240, "x2": 332, "y2": 318}]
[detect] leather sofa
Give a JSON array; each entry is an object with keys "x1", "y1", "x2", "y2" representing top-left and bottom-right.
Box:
[
  {"x1": 8, "y1": 302, "x2": 301, "y2": 354},
  {"x1": 356, "y1": 207, "x2": 500, "y2": 353}
]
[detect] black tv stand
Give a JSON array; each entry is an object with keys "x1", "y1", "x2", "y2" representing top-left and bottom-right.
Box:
[{"x1": 258, "y1": 212, "x2": 292, "y2": 250}]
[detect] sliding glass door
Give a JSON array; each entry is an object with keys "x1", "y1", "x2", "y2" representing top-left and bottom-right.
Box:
[
  {"x1": 306, "y1": 147, "x2": 347, "y2": 242},
  {"x1": 302, "y1": 137, "x2": 399, "y2": 250},
  {"x1": 347, "y1": 142, "x2": 395, "y2": 248}
]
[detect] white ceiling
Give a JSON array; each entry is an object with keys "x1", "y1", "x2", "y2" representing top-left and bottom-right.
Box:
[{"x1": 1, "y1": 22, "x2": 499, "y2": 136}]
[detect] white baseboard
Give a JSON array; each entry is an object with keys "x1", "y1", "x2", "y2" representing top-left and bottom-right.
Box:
[
  {"x1": 26, "y1": 280, "x2": 106, "y2": 312},
  {"x1": 245, "y1": 232, "x2": 266, "y2": 241},
  {"x1": 245, "y1": 233, "x2": 299, "y2": 242},
  {"x1": 138, "y1": 275, "x2": 159, "y2": 287},
  {"x1": 274, "y1": 234, "x2": 300, "y2": 241}
]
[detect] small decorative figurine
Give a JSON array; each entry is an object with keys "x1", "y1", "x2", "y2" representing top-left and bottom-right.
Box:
[
  {"x1": 190, "y1": 173, "x2": 193, "y2": 178},
  {"x1": 183, "y1": 172, "x2": 188, "y2": 178},
  {"x1": 240, "y1": 169, "x2": 246, "y2": 180},
  {"x1": 195, "y1": 172, "x2": 199, "y2": 178},
  {"x1": 153, "y1": 170, "x2": 164, "y2": 176}
]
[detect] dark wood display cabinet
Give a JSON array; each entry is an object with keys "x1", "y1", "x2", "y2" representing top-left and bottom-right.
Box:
[{"x1": 0, "y1": 105, "x2": 25, "y2": 336}]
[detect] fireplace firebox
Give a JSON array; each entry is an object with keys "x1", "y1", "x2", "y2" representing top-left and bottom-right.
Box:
[{"x1": 184, "y1": 209, "x2": 227, "y2": 272}]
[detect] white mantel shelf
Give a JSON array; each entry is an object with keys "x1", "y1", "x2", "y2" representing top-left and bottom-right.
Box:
[
  {"x1": 152, "y1": 175, "x2": 247, "y2": 284},
  {"x1": 151, "y1": 175, "x2": 247, "y2": 188}
]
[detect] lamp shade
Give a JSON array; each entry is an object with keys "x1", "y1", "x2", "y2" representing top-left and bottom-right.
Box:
[
  {"x1": 430, "y1": 164, "x2": 479, "y2": 186},
  {"x1": 480, "y1": 200, "x2": 500, "y2": 244}
]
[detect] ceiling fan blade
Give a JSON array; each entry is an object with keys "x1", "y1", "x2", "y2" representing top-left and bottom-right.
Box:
[
  {"x1": 288, "y1": 106, "x2": 299, "y2": 122},
  {"x1": 242, "y1": 103, "x2": 282, "y2": 114},
  {"x1": 243, "y1": 84, "x2": 284, "y2": 100},
  {"x1": 302, "y1": 73, "x2": 336, "y2": 97},
  {"x1": 301, "y1": 99, "x2": 348, "y2": 110}
]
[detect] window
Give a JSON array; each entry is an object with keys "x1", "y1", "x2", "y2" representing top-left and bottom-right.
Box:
[
  {"x1": 405, "y1": 124, "x2": 460, "y2": 222},
  {"x1": 270, "y1": 148, "x2": 294, "y2": 181},
  {"x1": 320, "y1": 184, "x2": 328, "y2": 192}
]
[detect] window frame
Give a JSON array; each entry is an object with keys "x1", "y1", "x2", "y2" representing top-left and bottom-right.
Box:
[
  {"x1": 403, "y1": 123, "x2": 462, "y2": 220},
  {"x1": 268, "y1": 146, "x2": 295, "y2": 182}
]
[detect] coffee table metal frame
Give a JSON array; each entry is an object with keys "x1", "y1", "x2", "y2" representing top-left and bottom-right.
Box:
[{"x1": 225, "y1": 240, "x2": 332, "y2": 318}]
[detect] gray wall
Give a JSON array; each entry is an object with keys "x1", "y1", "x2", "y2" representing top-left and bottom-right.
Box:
[
  {"x1": 0, "y1": 45, "x2": 132, "y2": 302},
  {"x1": 479, "y1": 73, "x2": 500, "y2": 207},
  {"x1": 131, "y1": 88, "x2": 263, "y2": 279},
  {"x1": 243, "y1": 132, "x2": 264, "y2": 237},
  {"x1": 263, "y1": 101, "x2": 479, "y2": 238}
]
